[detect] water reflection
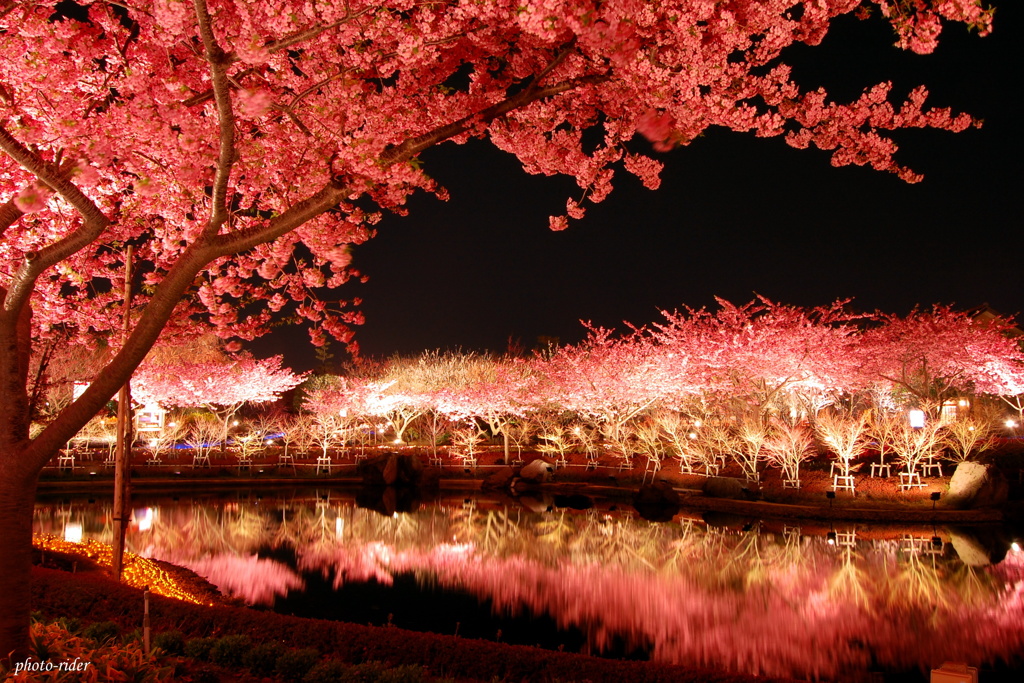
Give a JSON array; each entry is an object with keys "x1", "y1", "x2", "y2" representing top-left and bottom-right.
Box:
[{"x1": 34, "y1": 492, "x2": 1024, "y2": 680}]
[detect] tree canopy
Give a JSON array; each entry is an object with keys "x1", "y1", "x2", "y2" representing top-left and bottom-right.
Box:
[{"x1": 0, "y1": 0, "x2": 1000, "y2": 663}]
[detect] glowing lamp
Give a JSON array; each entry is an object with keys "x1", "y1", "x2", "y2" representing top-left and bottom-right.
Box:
[
  {"x1": 64, "y1": 522, "x2": 83, "y2": 543},
  {"x1": 1012, "y1": 542, "x2": 1021, "y2": 553},
  {"x1": 1006, "y1": 420, "x2": 1018, "y2": 429},
  {"x1": 908, "y1": 410, "x2": 925, "y2": 428},
  {"x1": 826, "y1": 531, "x2": 837, "y2": 545},
  {"x1": 135, "y1": 507, "x2": 154, "y2": 532}
]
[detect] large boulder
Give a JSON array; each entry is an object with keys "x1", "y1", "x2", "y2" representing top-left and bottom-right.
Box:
[
  {"x1": 945, "y1": 462, "x2": 1009, "y2": 509},
  {"x1": 357, "y1": 452, "x2": 424, "y2": 487},
  {"x1": 519, "y1": 458, "x2": 555, "y2": 484},
  {"x1": 949, "y1": 526, "x2": 1011, "y2": 567},
  {"x1": 702, "y1": 476, "x2": 746, "y2": 500}
]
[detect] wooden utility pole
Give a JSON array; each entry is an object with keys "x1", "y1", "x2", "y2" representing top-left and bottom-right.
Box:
[{"x1": 112, "y1": 246, "x2": 133, "y2": 581}]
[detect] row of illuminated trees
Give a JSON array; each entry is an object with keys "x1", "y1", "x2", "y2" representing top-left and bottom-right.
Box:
[{"x1": 41, "y1": 299, "x2": 1024, "y2": 490}]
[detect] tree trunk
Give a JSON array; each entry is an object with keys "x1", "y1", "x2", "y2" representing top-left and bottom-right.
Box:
[{"x1": 0, "y1": 464, "x2": 39, "y2": 666}]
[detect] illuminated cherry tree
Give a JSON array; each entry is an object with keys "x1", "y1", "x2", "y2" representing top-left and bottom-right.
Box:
[
  {"x1": 0, "y1": 0, "x2": 998, "y2": 659},
  {"x1": 134, "y1": 352, "x2": 305, "y2": 447},
  {"x1": 858, "y1": 306, "x2": 1024, "y2": 412},
  {"x1": 650, "y1": 297, "x2": 865, "y2": 421}
]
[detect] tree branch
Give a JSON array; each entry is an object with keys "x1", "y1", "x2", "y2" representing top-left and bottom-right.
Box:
[
  {"x1": 0, "y1": 197, "x2": 23, "y2": 240},
  {"x1": 381, "y1": 73, "x2": 609, "y2": 165},
  {"x1": 263, "y1": 10, "x2": 372, "y2": 54},
  {"x1": 212, "y1": 71, "x2": 608, "y2": 256},
  {"x1": 0, "y1": 124, "x2": 111, "y2": 318},
  {"x1": 25, "y1": 236, "x2": 217, "y2": 462},
  {"x1": 192, "y1": 0, "x2": 236, "y2": 238}
]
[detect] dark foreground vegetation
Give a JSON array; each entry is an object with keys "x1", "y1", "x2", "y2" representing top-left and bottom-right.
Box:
[{"x1": 21, "y1": 560, "x2": 796, "y2": 683}]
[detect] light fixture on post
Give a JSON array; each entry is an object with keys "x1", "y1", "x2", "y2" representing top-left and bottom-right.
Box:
[{"x1": 909, "y1": 409, "x2": 925, "y2": 429}]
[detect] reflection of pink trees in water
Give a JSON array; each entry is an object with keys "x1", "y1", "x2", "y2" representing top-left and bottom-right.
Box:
[
  {"x1": 377, "y1": 544, "x2": 1024, "y2": 681},
  {"x1": 33, "y1": 500, "x2": 1024, "y2": 679},
  {"x1": 299, "y1": 543, "x2": 396, "y2": 590},
  {"x1": 160, "y1": 552, "x2": 304, "y2": 605}
]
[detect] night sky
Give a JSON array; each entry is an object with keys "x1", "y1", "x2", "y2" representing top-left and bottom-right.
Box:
[{"x1": 255, "y1": 6, "x2": 1021, "y2": 371}]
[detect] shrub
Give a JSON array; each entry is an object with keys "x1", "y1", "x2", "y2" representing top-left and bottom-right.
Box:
[
  {"x1": 243, "y1": 641, "x2": 286, "y2": 676},
  {"x1": 7, "y1": 619, "x2": 176, "y2": 683},
  {"x1": 153, "y1": 630, "x2": 185, "y2": 656},
  {"x1": 210, "y1": 634, "x2": 252, "y2": 667},
  {"x1": 377, "y1": 664, "x2": 425, "y2": 683},
  {"x1": 342, "y1": 660, "x2": 387, "y2": 683},
  {"x1": 303, "y1": 659, "x2": 353, "y2": 683},
  {"x1": 82, "y1": 620, "x2": 120, "y2": 644},
  {"x1": 183, "y1": 636, "x2": 217, "y2": 661},
  {"x1": 276, "y1": 647, "x2": 320, "y2": 682}
]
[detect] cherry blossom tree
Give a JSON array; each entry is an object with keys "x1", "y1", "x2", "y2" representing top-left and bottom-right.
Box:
[
  {"x1": 650, "y1": 297, "x2": 866, "y2": 421},
  {"x1": 814, "y1": 410, "x2": 871, "y2": 485},
  {"x1": 941, "y1": 415, "x2": 995, "y2": 464},
  {"x1": 858, "y1": 307, "x2": 1024, "y2": 413},
  {"x1": 133, "y1": 352, "x2": 305, "y2": 448},
  {"x1": 535, "y1": 326, "x2": 668, "y2": 465},
  {"x1": 0, "y1": 0, "x2": 998, "y2": 660},
  {"x1": 763, "y1": 420, "x2": 816, "y2": 488},
  {"x1": 431, "y1": 354, "x2": 539, "y2": 461}
]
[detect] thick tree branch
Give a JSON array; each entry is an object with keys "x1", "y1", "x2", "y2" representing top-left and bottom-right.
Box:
[
  {"x1": 193, "y1": 0, "x2": 236, "y2": 238},
  {"x1": 208, "y1": 182, "x2": 350, "y2": 256},
  {"x1": 0, "y1": 197, "x2": 23, "y2": 239},
  {"x1": 25, "y1": 238, "x2": 215, "y2": 463},
  {"x1": 0, "y1": 124, "x2": 110, "y2": 317},
  {"x1": 211, "y1": 71, "x2": 608, "y2": 257},
  {"x1": 181, "y1": 9, "x2": 372, "y2": 109}
]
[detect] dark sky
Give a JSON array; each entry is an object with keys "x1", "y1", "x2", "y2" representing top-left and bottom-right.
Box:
[{"x1": 255, "y1": 6, "x2": 1021, "y2": 371}]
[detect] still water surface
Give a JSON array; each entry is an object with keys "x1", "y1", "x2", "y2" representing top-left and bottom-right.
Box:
[{"x1": 34, "y1": 489, "x2": 1024, "y2": 681}]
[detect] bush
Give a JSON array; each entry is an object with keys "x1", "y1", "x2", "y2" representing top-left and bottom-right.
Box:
[
  {"x1": 183, "y1": 636, "x2": 217, "y2": 661},
  {"x1": 276, "y1": 647, "x2": 320, "y2": 682},
  {"x1": 9, "y1": 619, "x2": 177, "y2": 683},
  {"x1": 49, "y1": 616, "x2": 82, "y2": 634},
  {"x1": 243, "y1": 641, "x2": 286, "y2": 676},
  {"x1": 82, "y1": 620, "x2": 120, "y2": 644},
  {"x1": 153, "y1": 630, "x2": 185, "y2": 656},
  {"x1": 303, "y1": 659, "x2": 353, "y2": 683},
  {"x1": 377, "y1": 664, "x2": 425, "y2": 683},
  {"x1": 210, "y1": 633, "x2": 252, "y2": 667},
  {"x1": 342, "y1": 661, "x2": 387, "y2": 683}
]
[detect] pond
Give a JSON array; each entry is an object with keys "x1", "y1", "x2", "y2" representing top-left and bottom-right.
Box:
[{"x1": 34, "y1": 488, "x2": 1024, "y2": 681}]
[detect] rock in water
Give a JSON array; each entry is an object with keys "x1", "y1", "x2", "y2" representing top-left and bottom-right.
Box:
[
  {"x1": 945, "y1": 462, "x2": 1009, "y2": 509},
  {"x1": 358, "y1": 452, "x2": 423, "y2": 487},
  {"x1": 382, "y1": 453, "x2": 399, "y2": 485},
  {"x1": 519, "y1": 458, "x2": 555, "y2": 483},
  {"x1": 634, "y1": 480, "x2": 680, "y2": 522}
]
